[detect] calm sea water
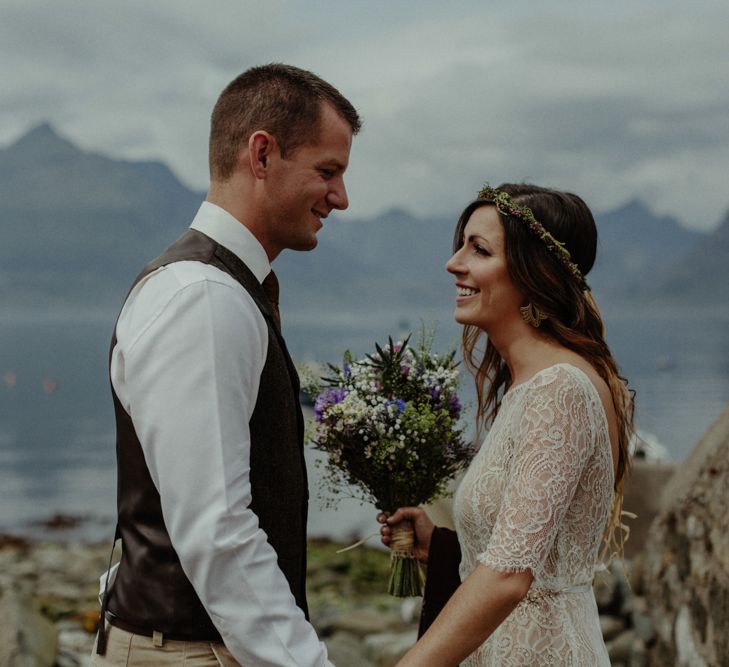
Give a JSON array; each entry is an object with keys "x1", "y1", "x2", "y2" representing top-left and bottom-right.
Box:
[{"x1": 1, "y1": 309, "x2": 727, "y2": 540}]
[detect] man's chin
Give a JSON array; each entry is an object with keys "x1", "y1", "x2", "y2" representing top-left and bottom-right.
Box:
[{"x1": 289, "y1": 235, "x2": 318, "y2": 252}]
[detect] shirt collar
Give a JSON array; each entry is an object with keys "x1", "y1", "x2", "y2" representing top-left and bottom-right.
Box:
[{"x1": 189, "y1": 201, "x2": 271, "y2": 284}]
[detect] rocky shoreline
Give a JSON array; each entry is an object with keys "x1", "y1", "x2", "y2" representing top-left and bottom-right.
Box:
[{"x1": 0, "y1": 532, "x2": 654, "y2": 667}]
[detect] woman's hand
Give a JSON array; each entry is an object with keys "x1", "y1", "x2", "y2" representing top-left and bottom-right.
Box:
[
  {"x1": 377, "y1": 506, "x2": 435, "y2": 563},
  {"x1": 394, "y1": 564, "x2": 534, "y2": 666}
]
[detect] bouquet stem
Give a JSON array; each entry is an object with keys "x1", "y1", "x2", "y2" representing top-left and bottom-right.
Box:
[{"x1": 387, "y1": 520, "x2": 423, "y2": 597}]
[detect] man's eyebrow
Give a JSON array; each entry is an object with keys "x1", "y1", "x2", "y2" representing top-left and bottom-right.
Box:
[{"x1": 316, "y1": 159, "x2": 347, "y2": 171}]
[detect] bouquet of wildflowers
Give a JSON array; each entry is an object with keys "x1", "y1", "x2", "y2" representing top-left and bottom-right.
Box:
[{"x1": 302, "y1": 334, "x2": 473, "y2": 597}]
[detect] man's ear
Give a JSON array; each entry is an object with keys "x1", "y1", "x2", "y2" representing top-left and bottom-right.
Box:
[{"x1": 248, "y1": 131, "x2": 276, "y2": 179}]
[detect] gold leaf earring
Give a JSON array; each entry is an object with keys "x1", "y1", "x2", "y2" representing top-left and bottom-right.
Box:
[{"x1": 520, "y1": 303, "x2": 547, "y2": 328}]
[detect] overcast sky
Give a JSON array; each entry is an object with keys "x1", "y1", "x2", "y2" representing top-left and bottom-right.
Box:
[{"x1": 2, "y1": 0, "x2": 728, "y2": 230}]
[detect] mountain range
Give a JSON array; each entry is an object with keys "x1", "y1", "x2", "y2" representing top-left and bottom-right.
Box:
[{"x1": 1, "y1": 124, "x2": 727, "y2": 319}]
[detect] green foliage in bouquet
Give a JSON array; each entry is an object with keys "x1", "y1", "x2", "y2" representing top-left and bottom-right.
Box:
[{"x1": 302, "y1": 333, "x2": 474, "y2": 596}]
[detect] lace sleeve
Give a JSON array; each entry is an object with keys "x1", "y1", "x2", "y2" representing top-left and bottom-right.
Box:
[{"x1": 478, "y1": 368, "x2": 595, "y2": 575}]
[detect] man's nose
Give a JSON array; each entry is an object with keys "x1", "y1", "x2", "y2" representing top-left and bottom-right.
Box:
[{"x1": 328, "y1": 178, "x2": 349, "y2": 211}]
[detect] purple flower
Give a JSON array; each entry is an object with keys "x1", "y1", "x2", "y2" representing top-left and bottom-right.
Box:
[
  {"x1": 443, "y1": 438, "x2": 470, "y2": 462},
  {"x1": 315, "y1": 387, "x2": 347, "y2": 422},
  {"x1": 450, "y1": 395, "x2": 462, "y2": 416},
  {"x1": 428, "y1": 386, "x2": 442, "y2": 407}
]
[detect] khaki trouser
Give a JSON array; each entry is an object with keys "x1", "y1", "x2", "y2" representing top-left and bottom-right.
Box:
[{"x1": 90, "y1": 623, "x2": 242, "y2": 666}]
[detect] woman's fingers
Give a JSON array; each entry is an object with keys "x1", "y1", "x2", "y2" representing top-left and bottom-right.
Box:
[
  {"x1": 379, "y1": 508, "x2": 426, "y2": 548},
  {"x1": 386, "y1": 506, "x2": 421, "y2": 525}
]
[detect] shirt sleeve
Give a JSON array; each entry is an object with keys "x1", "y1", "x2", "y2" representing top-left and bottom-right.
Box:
[
  {"x1": 112, "y1": 266, "x2": 332, "y2": 667},
  {"x1": 477, "y1": 368, "x2": 595, "y2": 576}
]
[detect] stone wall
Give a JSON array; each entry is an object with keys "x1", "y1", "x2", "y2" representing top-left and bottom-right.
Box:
[
  {"x1": 622, "y1": 459, "x2": 676, "y2": 559},
  {"x1": 643, "y1": 403, "x2": 729, "y2": 667}
]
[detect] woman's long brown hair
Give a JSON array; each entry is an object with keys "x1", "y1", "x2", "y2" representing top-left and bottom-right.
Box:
[{"x1": 455, "y1": 184, "x2": 635, "y2": 562}]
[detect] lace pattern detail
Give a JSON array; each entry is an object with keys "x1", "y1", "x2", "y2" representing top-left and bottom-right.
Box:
[{"x1": 453, "y1": 364, "x2": 613, "y2": 666}]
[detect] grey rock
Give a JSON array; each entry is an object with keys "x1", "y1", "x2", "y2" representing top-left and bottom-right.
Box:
[
  {"x1": 364, "y1": 630, "x2": 418, "y2": 667},
  {"x1": 600, "y1": 614, "x2": 625, "y2": 640},
  {"x1": 326, "y1": 631, "x2": 374, "y2": 667},
  {"x1": 621, "y1": 459, "x2": 676, "y2": 559},
  {"x1": 685, "y1": 514, "x2": 706, "y2": 540},
  {"x1": 56, "y1": 649, "x2": 84, "y2": 667},
  {"x1": 607, "y1": 629, "x2": 636, "y2": 662},
  {"x1": 38, "y1": 581, "x2": 89, "y2": 601},
  {"x1": 12, "y1": 559, "x2": 40, "y2": 580},
  {"x1": 619, "y1": 590, "x2": 636, "y2": 617},
  {"x1": 675, "y1": 605, "x2": 709, "y2": 667},
  {"x1": 57, "y1": 623, "x2": 94, "y2": 666},
  {"x1": 399, "y1": 597, "x2": 421, "y2": 624},
  {"x1": 593, "y1": 571, "x2": 619, "y2": 611},
  {"x1": 628, "y1": 554, "x2": 646, "y2": 596},
  {"x1": 628, "y1": 637, "x2": 648, "y2": 667},
  {"x1": 0, "y1": 587, "x2": 58, "y2": 667},
  {"x1": 630, "y1": 598, "x2": 656, "y2": 643},
  {"x1": 614, "y1": 565, "x2": 634, "y2": 615},
  {"x1": 324, "y1": 608, "x2": 404, "y2": 638}
]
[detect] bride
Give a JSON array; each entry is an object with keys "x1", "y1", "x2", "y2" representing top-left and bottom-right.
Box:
[{"x1": 379, "y1": 184, "x2": 634, "y2": 666}]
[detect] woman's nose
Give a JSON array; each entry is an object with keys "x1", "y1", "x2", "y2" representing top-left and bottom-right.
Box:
[{"x1": 446, "y1": 249, "x2": 464, "y2": 275}]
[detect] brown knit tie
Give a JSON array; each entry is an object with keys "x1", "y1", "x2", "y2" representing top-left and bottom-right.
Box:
[{"x1": 262, "y1": 270, "x2": 281, "y2": 331}]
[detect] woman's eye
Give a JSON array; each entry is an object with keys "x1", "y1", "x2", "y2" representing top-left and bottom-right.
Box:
[{"x1": 474, "y1": 244, "x2": 490, "y2": 256}]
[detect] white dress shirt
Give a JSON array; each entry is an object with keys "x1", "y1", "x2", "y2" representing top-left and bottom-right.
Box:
[{"x1": 109, "y1": 201, "x2": 332, "y2": 666}]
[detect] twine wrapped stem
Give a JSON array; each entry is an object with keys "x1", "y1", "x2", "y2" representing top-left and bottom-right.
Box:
[
  {"x1": 390, "y1": 521, "x2": 417, "y2": 557},
  {"x1": 387, "y1": 520, "x2": 424, "y2": 597}
]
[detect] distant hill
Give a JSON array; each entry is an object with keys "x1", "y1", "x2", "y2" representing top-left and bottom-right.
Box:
[
  {"x1": 639, "y1": 210, "x2": 729, "y2": 308},
  {"x1": 276, "y1": 199, "x2": 715, "y2": 320},
  {"x1": 1, "y1": 123, "x2": 723, "y2": 319},
  {"x1": 0, "y1": 123, "x2": 202, "y2": 308},
  {"x1": 275, "y1": 206, "x2": 457, "y2": 322},
  {"x1": 589, "y1": 199, "x2": 705, "y2": 300}
]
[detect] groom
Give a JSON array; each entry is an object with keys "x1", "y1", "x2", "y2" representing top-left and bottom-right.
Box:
[{"x1": 93, "y1": 64, "x2": 360, "y2": 665}]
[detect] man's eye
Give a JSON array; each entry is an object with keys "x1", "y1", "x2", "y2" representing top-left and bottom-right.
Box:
[{"x1": 319, "y1": 169, "x2": 335, "y2": 178}]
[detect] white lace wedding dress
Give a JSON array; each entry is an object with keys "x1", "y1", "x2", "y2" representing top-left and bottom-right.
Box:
[{"x1": 453, "y1": 364, "x2": 614, "y2": 666}]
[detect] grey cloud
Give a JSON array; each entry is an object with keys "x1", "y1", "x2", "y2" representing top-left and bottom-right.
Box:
[
  {"x1": 337, "y1": 8, "x2": 729, "y2": 229},
  {"x1": 1, "y1": 1, "x2": 727, "y2": 229}
]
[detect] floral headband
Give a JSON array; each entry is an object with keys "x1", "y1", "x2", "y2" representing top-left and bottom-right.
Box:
[{"x1": 477, "y1": 185, "x2": 589, "y2": 291}]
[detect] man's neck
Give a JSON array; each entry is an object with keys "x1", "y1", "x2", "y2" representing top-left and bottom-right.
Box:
[{"x1": 207, "y1": 178, "x2": 281, "y2": 262}]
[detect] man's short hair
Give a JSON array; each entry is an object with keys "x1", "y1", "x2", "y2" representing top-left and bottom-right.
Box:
[{"x1": 209, "y1": 63, "x2": 362, "y2": 181}]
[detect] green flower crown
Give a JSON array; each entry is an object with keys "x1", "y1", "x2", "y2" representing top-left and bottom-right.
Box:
[{"x1": 477, "y1": 185, "x2": 589, "y2": 291}]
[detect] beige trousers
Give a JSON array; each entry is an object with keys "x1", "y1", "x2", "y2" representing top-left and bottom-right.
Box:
[{"x1": 90, "y1": 624, "x2": 242, "y2": 666}]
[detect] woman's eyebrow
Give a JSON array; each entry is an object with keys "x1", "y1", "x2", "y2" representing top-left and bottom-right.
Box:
[{"x1": 466, "y1": 234, "x2": 492, "y2": 246}]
